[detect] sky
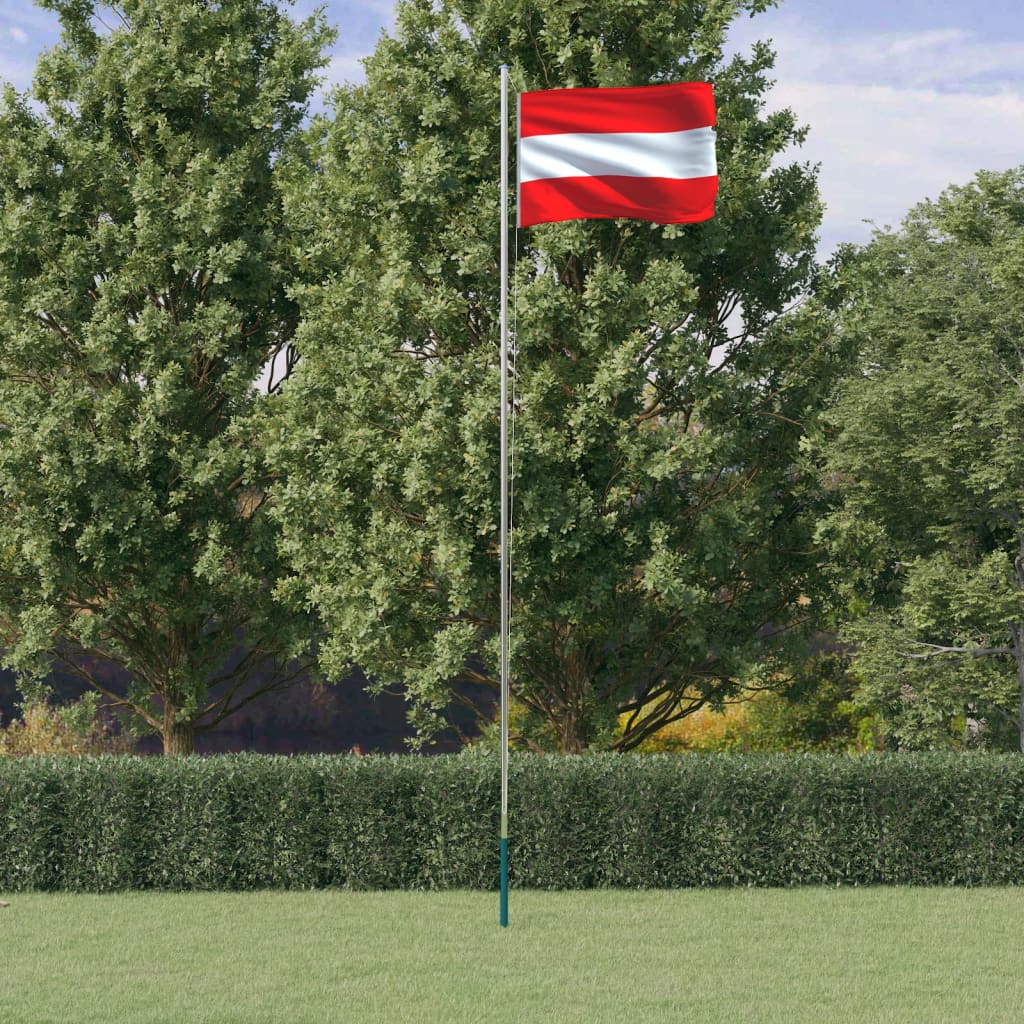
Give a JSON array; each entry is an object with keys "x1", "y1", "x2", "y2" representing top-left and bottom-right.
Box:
[{"x1": 0, "y1": 0, "x2": 1022, "y2": 257}]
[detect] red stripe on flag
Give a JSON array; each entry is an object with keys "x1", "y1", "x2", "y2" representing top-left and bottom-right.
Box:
[
  {"x1": 519, "y1": 83, "x2": 714, "y2": 139},
  {"x1": 518, "y1": 175, "x2": 717, "y2": 227}
]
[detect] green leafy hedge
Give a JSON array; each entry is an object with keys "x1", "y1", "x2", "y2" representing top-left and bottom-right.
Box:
[{"x1": 2, "y1": 752, "x2": 1024, "y2": 891}]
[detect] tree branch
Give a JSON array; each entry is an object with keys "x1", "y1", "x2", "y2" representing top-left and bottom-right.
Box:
[{"x1": 899, "y1": 641, "x2": 1015, "y2": 660}]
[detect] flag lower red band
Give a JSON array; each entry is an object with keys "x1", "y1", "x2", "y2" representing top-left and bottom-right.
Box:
[{"x1": 518, "y1": 174, "x2": 718, "y2": 227}]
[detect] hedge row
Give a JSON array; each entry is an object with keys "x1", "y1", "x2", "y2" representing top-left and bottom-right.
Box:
[{"x1": 2, "y1": 752, "x2": 1024, "y2": 891}]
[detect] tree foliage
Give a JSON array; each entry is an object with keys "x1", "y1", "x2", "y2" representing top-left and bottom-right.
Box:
[
  {"x1": 816, "y1": 167, "x2": 1024, "y2": 750},
  {"x1": 269, "y1": 0, "x2": 835, "y2": 752},
  {"x1": 0, "y1": 0, "x2": 332, "y2": 753}
]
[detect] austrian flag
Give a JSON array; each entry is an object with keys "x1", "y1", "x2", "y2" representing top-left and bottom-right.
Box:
[{"x1": 517, "y1": 82, "x2": 717, "y2": 227}]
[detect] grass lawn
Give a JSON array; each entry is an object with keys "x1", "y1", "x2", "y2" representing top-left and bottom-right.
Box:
[{"x1": 1, "y1": 887, "x2": 1021, "y2": 1023}]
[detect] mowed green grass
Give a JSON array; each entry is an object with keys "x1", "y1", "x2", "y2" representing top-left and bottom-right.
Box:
[{"x1": 1, "y1": 887, "x2": 1022, "y2": 1023}]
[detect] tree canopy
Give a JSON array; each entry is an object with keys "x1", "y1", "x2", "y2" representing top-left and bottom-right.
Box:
[
  {"x1": 0, "y1": 0, "x2": 333, "y2": 753},
  {"x1": 268, "y1": 0, "x2": 836, "y2": 752},
  {"x1": 816, "y1": 167, "x2": 1024, "y2": 750}
]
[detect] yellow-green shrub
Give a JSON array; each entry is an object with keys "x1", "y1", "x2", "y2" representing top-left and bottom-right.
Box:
[
  {"x1": 0, "y1": 697, "x2": 134, "y2": 756},
  {"x1": 622, "y1": 660, "x2": 885, "y2": 753},
  {"x1": 623, "y1": 700, "x2": 751, "y2": 752}
]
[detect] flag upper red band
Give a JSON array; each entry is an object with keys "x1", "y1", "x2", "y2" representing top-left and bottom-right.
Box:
[{"x1": 518, "y1": 82, "x2": 715, "y2": 138}]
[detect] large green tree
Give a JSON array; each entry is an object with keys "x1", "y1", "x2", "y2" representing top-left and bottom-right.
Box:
[
  {"x1": 0, "y1": 0, "x2": 332, "y2": 753},
  {"x1": 817, "y1": 167, "x2": 1024, "y2": 751},
  {"x1": 269, "y1": 0, "x2": 833, "y2": 752}
]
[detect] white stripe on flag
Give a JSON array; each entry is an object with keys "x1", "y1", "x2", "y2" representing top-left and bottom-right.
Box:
[{"x1": 518, "y1": 126, "x2": 717, "y2": 184}]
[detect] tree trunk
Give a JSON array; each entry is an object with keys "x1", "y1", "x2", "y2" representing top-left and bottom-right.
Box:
[
  {"x1": 1013, "y1": 626, "x2": 1024, "y2": 755},
  {"x1": 557, "y1": 705, "x2": 586, "y2": 754},
  {"x1": 1019, "y1": 665, "x2": 1024, "y2": 755},
  {"x1": 162, "y1": 713, "x2": 195, "y2": 756},
  {"x1": 1014, "y1": 529, "x2": 1024, "y2": 753}
]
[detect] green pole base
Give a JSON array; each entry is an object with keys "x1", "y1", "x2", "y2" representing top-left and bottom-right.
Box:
[{"x1": 500, "y1": 836, "x2": 509, "y2": 927}]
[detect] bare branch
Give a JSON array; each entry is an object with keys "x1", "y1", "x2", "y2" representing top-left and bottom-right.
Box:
[
  {"x1": 52, "y1": 653, "x2": 162, "y2": 731},
  {"x1": 198, "y1": 663, "x2": 312, "y2": 729},
  {"x1": 899, "y1": 641, "x2": 1015, "y2": 660}
]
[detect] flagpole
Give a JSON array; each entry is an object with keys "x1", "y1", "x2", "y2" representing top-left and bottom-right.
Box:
[{"x1": 499, "y1": 62, "x2": 510, "y2": 930}]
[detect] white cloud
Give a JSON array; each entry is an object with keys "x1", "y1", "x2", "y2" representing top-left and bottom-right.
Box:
[
  {"x1": 0, "y1": 52, "x2": 36, "y2": 92},
  {"x1": 728, "y1": 16, "x2": 1024, "y2": 253},
  {"x1": 738, "y1": 19, "x2": 1024, "y2": 93},
  {"x1": 0, "y1": 5, "x2": 61, "y2": 91},
  {"x1": 305, "y1": 53, "x2": 367, "y2": 114},
  {"x1": 776, "y1": 82, "x2": 1024, "y2": 251},
  {"x1": 324, "y1": 53, "x2": 368, "y2": 89}
]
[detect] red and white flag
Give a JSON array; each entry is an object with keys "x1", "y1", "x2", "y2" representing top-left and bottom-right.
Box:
[{"x1": 517, "y1": 82, "x2": 717, "y2": 228}]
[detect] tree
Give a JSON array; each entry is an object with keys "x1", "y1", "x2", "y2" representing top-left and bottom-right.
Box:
[
  {"x1": 816, "y1": 167, "x2": 1024, "y2": 751},
  {"x1": 269, "y1": 0, "x2": 832, "y2": 752},
  {"x1": 0, "y1": 0, "x2": 332, "y2": 753}
]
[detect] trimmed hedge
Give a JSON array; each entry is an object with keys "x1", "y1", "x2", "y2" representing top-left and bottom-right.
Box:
[{"x1": 2, "y1": 752, "x2": 1024, "y2": 891}]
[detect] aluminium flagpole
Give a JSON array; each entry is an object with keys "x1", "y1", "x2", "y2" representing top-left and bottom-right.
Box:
[{"x1": 498, "y1": 62, "x2": 510, "y2": 930}]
